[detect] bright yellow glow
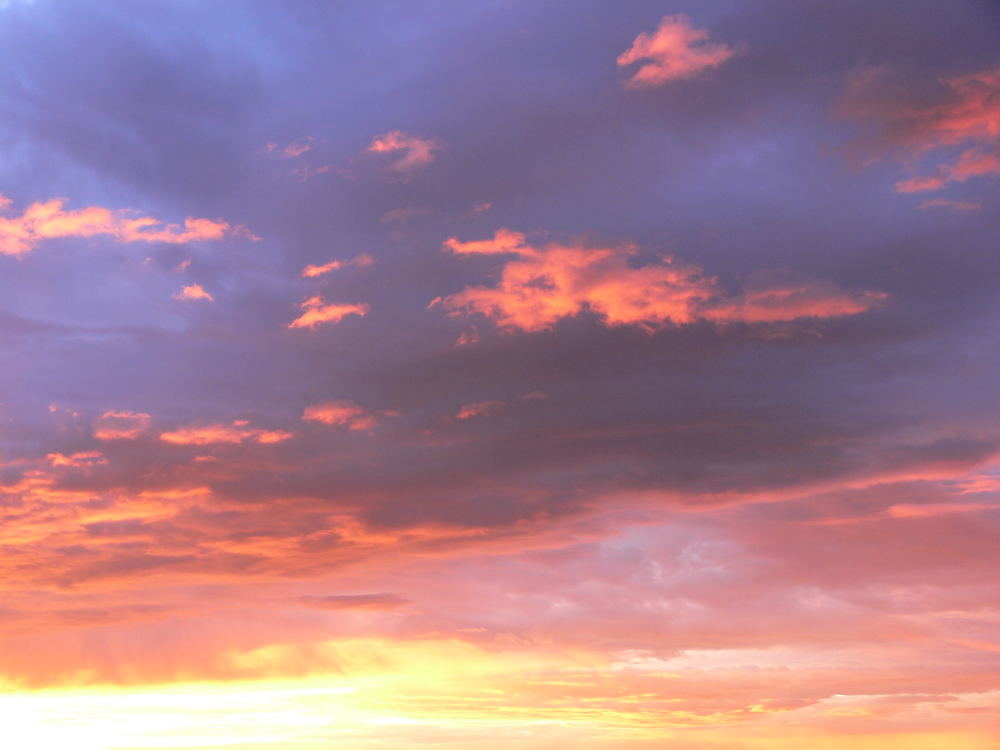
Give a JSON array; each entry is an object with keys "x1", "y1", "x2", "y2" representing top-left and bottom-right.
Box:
[{"x1": 1, "y1": 638, "x2": 998, "y2": 749}]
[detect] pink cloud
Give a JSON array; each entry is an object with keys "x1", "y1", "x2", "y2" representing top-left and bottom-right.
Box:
[
  {"x1": 160, "y1": 421, "x2": 292, "y2": 446},
  {"x1": 0, "y1": 196, "x2": 242, "y2": 256},
  {"x1": 844, "y1": 65, "x2": 1000, "y2": 194},
  {"x1": 282, "y1": 137, "x2": 313, "y2": 158},
  {"x1": 288, "y1": 297, "x2": 369, "y2": 329},
  {"x1": 93, "y1": 411, "x2": 152, "y2": 441},
  {"x1": 434, "y1": 230, "x2": 883, "y2": 333},
  {"x1": 301, "y1": 253, "x2": 373, "y2": 278},
  {"x1": 617, "y1": 14, "x2": 736, "y2": 88},
  {"x1": 455, "y1": 400, "x2": 504, "y2": 420},
  {"x1": 302, "y1": 401, "x2": 380, "y2": 431},
  {"x1": 172, "y1": 284, "x2": 214, "y2": 302},
  {"x1": 703, "y1": 269, "x2": 889, "y2": 324},
  {"x1": 366, "y1": 130, "x2": 440, "y2": 177}
]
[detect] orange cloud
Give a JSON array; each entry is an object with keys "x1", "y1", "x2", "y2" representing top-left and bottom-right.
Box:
[
  {"x1": 702, "y1": 270, "x2": 888, "y2": 324},
  {"x1": 435, "y1": 230, "x2": 883, "y2": 333},
  {"x1": 160, "y1": 421, "x2": 293, "y2": 446},
  {"x1": 288, "y1": 297, "x2": 369, "y2": 329},
  {"x1": 0, "y1": 196, "x2": 241, "y2": 256},
  {"x1": 844, "y1": 66, "x2": 1000, "y2": 193},
  {"x1": 302, "y1": 401, "x2": 380, "y2": 431},
  {"x1": 617, "y1": 14, "x2": 736, "y2": 88},
  {"x1": 172, "y1": 284, "x2": 214, "y2": 302},
  {"x1": 93, "y1": 411, "x2": 152, "y2": 441},
  {"x1": 301, "y1": 253, "x2": 373, "y2": 278},
  {"x1": 46, "y1": 451, "x2": 107, "y2": 468},
  {"x1": 366, "y1": 130, "x2": 440, "y2": 177}
]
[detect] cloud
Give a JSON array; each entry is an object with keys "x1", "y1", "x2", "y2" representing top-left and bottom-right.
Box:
[
  {"x1": 0, "y1": 196, "x2": 242, "y2": 256},
  {"x1": 434, "y1": 230, "x2": 883, "y2": 333},
  {"x1": 297, "y1": 593, "x2": 408, "y2": 611},
  {"x1": 918, "y1": 198, "x2": 983, "y2": 212},
  {"x1": 702, "y1": 269, "x2": 888, "y2": 324},
  {"x1": 301, "y1": 253, "x2": 373, "y2": 278},
  {"x1": 455, "y1": 400, "x2": 503, "y2": 420},
  {"x1": 46, "y1": 450, "x2": 107, "y2": 468},
  {"x1": 302, "y1": 401, "x2": 381, "y2": 431},
  {"x1": 266, "y1": 137, "x2": 314, "y2": 159},
  {"x1": 366, "y1": 130, "x2": 440, "y2": 177},
  {"x1": 843, "y1": 66, "x2": 1000, "y2": 193},
  {"x1": 93, "y1": 410, "x2": 152, "y2": 440},
  {"x1": 287, "y1": 297, "x2": 369, "y2": 329},
  {"x1": 160, "y1": 421, "x2": 292, "y2": 445},
  {"x1": 617, "y1": 14, "x2": 736, "y2": 88},
  {"x1": 172, "y1": 284, "x2": 214, "y2": 302}
]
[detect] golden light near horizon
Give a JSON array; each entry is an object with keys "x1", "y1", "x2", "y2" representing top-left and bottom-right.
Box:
[{"x1": 1, "y1": 1, "x2": 999, "y2": 748}]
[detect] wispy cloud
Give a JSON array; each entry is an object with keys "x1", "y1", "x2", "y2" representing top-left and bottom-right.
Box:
[
  {"x1": 0, "y1": 195, "x2": 244, "y2": 256},
  {"x1": 301, "y1": 253, "x2": 373, "y2": 278},
  {"x1": 366, "y1": 130, "x2": 440, "y2": 178},
  {"x1": 843, "y1": 65, "x2": 1000, "y2": 194},
  {"x1": 288, "y1": 297, "x2": 369, "y2": 329},
  {"x1": 160, "y1": 421, "x2": 292, "y2": 445},
  {"x1": 93, "y1": 410, "x2": 151, "y2": 440}
]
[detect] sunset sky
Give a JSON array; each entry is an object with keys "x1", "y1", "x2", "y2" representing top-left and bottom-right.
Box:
[{"x1": 1, "y1": 1, "x2": 1000, "y2": 748}]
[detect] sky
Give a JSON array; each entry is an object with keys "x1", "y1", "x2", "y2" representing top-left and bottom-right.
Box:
[{"x1": 1, "y1": 1, "x2": 999, "y2": 748}]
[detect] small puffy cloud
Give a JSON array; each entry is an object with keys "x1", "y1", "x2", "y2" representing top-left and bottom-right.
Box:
[
  {"x1": 302, "y1": 400, "x2": 380, "y2": 431},
  {"x1": 172, "y1": 284, "x2": 214, "y2": 302},
  {"x1": 366, "y1": 130, "x2": 440, "y2": 177},
  {"x1": 0, "y1": 197, "x2": 242, "y2": 256},
  {"x1": 301, "y1": 253, "x2": 373, "y2": 278},
  {"x1": 455, "y1": 400, "x2": 503, "y2": 420},
  {"x1": 160, "y1": 421, "x2": 292, "y2": 446},
  {"x1": 93, "y1": 411, "x2": 152, "y2": 441},
  {"x1": 843, "y1": 66, "x2": 1000, "y2": 194},
  {"x1": 288, "y1": 297, "x2": 369, "y2": 329},
  {"x1": 617, "y1": 14, "x2": 736, "y2": 88},
  {"x1": 435, "y1": 230, "x2": 884, "y2": 333}
]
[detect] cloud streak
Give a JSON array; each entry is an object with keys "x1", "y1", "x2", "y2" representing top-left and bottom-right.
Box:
[
  {"x1": 0, "y1": 195, "x2": 242, "y2": 256},
  {"x1": 434, "y1": 230, "x2": 884, "y2": 333}
]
